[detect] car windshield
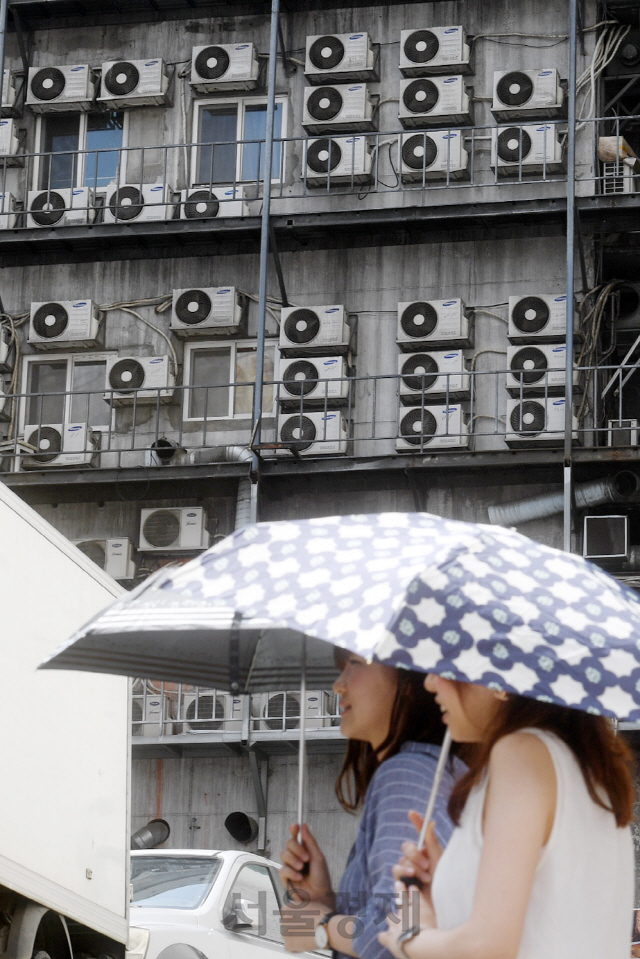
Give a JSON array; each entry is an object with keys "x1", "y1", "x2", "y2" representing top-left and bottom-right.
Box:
[{"x1": 131, "y1": 856, "x2": 222, "y2": 909}]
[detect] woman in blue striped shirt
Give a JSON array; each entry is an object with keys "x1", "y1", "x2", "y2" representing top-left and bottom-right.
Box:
[{"x1": 280, "y1": 649, "x2": 466, "y2": 958}]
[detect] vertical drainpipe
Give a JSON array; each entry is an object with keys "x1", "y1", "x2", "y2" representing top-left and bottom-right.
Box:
[
  {"x1": 0, "y1": 0, "x2": 7, "y2": 132},
  {"x1": 564, "y1": 0, "x2": 578, "y2": 552},
  {"x1": 250, "y1": 0, "x2": 281, "y2": 523}
]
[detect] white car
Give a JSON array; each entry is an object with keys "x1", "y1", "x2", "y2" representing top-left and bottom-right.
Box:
[{"x1": 127, "y1": 849, "x2": 319, "y2": 959}]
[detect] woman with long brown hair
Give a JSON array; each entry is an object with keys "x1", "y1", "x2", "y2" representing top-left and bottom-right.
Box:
[{"x1": 279, "y1": 650, "x2": 466, "y2": 958}]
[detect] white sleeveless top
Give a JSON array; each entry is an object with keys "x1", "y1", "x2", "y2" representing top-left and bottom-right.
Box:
[{"x1": 431, "y1": 728, "x2": 634, "y2": 959}]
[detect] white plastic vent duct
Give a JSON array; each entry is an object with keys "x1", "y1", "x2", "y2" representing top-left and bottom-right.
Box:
[
  {"x1": 187, "y1": 445, "x2": 253, "y2": 528},
  {"x1": 488, "y1": 471, "x2": 640, "y2": 526}
]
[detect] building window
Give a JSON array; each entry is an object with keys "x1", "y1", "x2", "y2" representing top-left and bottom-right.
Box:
[
  {"x1": 184, "y1": 341, "x2": 276, "y2": 421},
  {"x1": 193, "y1": 97, "x2": 285, "y2": 186},
  {"x1": 23, "y1": 354, "x2": 113, "y2": 430},
  {"x1": 36, "y1": 112, "x2": 126, "y2": 191}
]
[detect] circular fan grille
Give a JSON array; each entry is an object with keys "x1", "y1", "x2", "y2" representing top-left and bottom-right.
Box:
[
  {"x1": 184, "y1": 190, "x2": 220, "y2": 219},
  {"x1": 175, "y1": 289, "x2": 212, "y2": 325},
  {"x1": 31, "y1": 67, "x2": 66, "y2": 101},
  {"x1": 402, "y1": 134, "x2": 438, "y2": 170},
  {"x1": 26, "y1": 425, "x2": 62, "y2": 463},
  {"x1": 403, "y1": 30, "x2": 440, "y2": 65},
  {"x1": 496, "y1": 71, "x2": 534, "y2": 107},
  {"x1": 104, "y1": 61, "x2": 140, "y2": 96},
  {"x1": 280, "y1": 414, "x2": 316, "y2": 452},
  {"x1": 309, "y1": 35, "x2": 345, "y2": 71},
  {"x1": 283, "y1": 309, "x2": 321, "y2": 345},
  {"x1": 109, "y1": 358, "x2": 146, "y2": 393},
  {"x1": 401, "y1": 353, "x2": 439, "y2": 392},
  {"x1": 32, "y1": 302, "x2": 69, "y2": 339},
  {"x1": 307, "y1": 86, "x2": 343, "y2": 121},
  {"x1": 263, "y1": 693, "x2": 300, "y2": 730},
  {"x1": 194, "y1": 46, "x2": 230, "y2": 80},
  {"x1": 76, "y1": 540, "x2": 107, "y2": 568},
  {"x1": 510, "y1": 346, "x2": 547, "y2": 385},
  {"x1": 620, "y1": 40, "x2": 640, "y2": 67},
  {"x1": 402, "y1": 79, "x2": 439, "y2": 115},
  {"x1": 510, "y1": 400, "x2": 545, "y2": 434},
  {"x1": 186, "y1": 695, "x2": 224, "y2": 731},
  {"x1": 108, "y1": 186, "x2": 144, "y2": 222},
  {"x1": 142, "y1": 509, "x2": 181, "y2": 548},
  {"x1": 400, "y1": 301, "x2": 438, "y2": 339},
  {"x1": 511, "y1": 296, "x2": 550, "y2": 334},
  {"x1": 30, "y1": 191, "x2": 66, "y2": 226},
  {"x1": 497, "y1": 127, "x2": 532, "y2": 163},
  {"x1": 307, "y1": 138, "x2": 342, "y2": 174},
  {"x1": 399, "y1": 408, "x2": 437, "y2": 446},
  {"x1": 618, "y1": 284, "x2": 640, "y2": 320},
  {"x1": 283, "y1": 360, "x2": 321, "y2": 397}
]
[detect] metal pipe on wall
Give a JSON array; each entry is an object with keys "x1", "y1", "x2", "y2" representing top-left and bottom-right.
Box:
[
  {"x1": 0, "y1": 0, "x2": 8, "y2": 108},
  {"x1": 564, "y1": 0, "x2": 578, "y2": 551}
]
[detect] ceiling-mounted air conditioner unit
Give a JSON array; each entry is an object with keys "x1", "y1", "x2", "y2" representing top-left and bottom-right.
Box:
[
  {"x1": 0, "y1": 192, "x2": 17, "y2": 229},
  {"x1": 491, "y1": 68, "x2": 565, "y2": 121},
  {"x1": 105, "y1": 355, "x2": 175, "y2": 405},
  {"x1": 276, "y1": 410, "x2": 348, "y2": 456},
  {"x1": 396, "y1": 404, "x2": 469, "y2": 451},
  {"x1": 505, "y1": 396, "x2": 577, "y2": 447},
  {"x1": 139, "y1": 507, "x2": 210, "y2": 551},
  {"x1": 602, "y1": 160, "x2": 638, "y2": 195},
  {"x1": 27, "y1": 64, "x2": 95, "y2": 112},
  {"x1": 400, "y1": 26, "x2": 471, "y2": 76},
  {"x1": 583, "y1": 515, "x2": 629, "y2": 561},
  {"x1": 75, "y1": 538, "x2": 136, "y2": 580},
  {"x1": 21, "y1": 423, "x2": 96, "y2": 468},
  {"x1": 491, "y1": 124, "x2": 564, "y2": 175},
  {"x1": 398, "y1": 350, "x2": 470, "y2": 403},
  {"x1": 399, "y1": 75, "x2": 472, "y2": 128},
  {"x1": 302, "y1": 83, "x2": 375, "y2": 134},
  {"x1": 279, "y1": 356, "x2": 349, "y2": 407},
  {"x1": 508, "y1": 294, "x2": 572, "y2": 343},
  {"x1": 0, "y1": 119, "x2": 20, "y2": 163},
  {"x1": 607, "y1": 419, "x2": 639, "y2": 447},
  {"x1": 400, "y1": 130, "x2": 468, "y2": 181},
  {"x1": 2, "y1": 69, "x2": 16, "y2": 113},
  {"x1": 104, "y1": 183, "x2": 175, "y2": 224},
  {"x1": 170, "y1": 286, "x2": 246, "y2": 336},
  {"x1": 304, "y1": 135, "x2": 372, "y2": 185},
  {"x1": 259, "y1": 691, "x2": 334, "y2": 730},
  {"x1": 28, "y1": 299, "x2": 101, "y2": 350},
  {"x1": 27, "y1": 188, "x2": 94, "y2": 228},
  {"x1": 279, "y1": 304, "x2": 351, "y2": 357},
  {"x1": 397, "y1": 298, "x2": 472, "y2": 350},
  {"x1": 506, "y1": 343, "x2": 573, "y2": 396},
  {"x1": 305, "y1": 32, "x2": 377, "y2": 83},
  {"x1": 99, "y1": 58, "x2": 170, "y2": 108},
  {"x1": 181, "y1": 689, "x2": 244, "y2": 733},
  {"x1": 181, "y1": 186, "x2": 247, "y2": 219},
  {"x1": 190, "y1": 42, "x2": 259, "y2": 92}
]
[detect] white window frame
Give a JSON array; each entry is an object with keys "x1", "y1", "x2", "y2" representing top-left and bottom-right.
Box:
[
  {"x1": 182, "y1": 338, "x2": 277, "y2": 423},
  {"x1": 20, "y1": 351, "x2": 117, "y2": 434},
  {"x1": 33, "y1": 112, "x2": 130, "y2": 192},
  {"x1": 190, "y1": 95, "x2": 288, "y2": 188}
]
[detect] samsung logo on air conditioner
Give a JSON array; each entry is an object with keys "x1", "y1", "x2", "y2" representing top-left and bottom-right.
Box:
[
  {"x1": 325, "y1": 308, "x2": 340, "y2": 314},
  {"x1": 236, "y1": 44, "x2": 250, "y2": 50},
  {"x1": 536, "y1": 126, "x2": 552, "y2": 132},
  {"x1": 67, "y1": 425, "x2": 82, "y2": 432},
  {"x1": 350, "y1": 34, "x2": 364, "y2": 40},
  {"x1": 150, "y1": 186, "x2": 163, "y2": 193},
  {"x1": 552, "y1": 400, "x2": 566, "y2": 407},
  {"x1": 349, "y1": 86, "x2": 363, "y2": 91},
  {"x1": 323, "y1": 414, "x2": 337, "y2": 421},
  {"x1": 442, "y1": 300, "x2": 456, "y2": 306},
  {"x1": 72, "y1": 189, "x2": 84, "y2": 196},
  {"x1": 539, "y1": 70, "x2": 553, "y2": 77},
  {"x1": 443, "y1": 133, "x2": 458, "y2": 140},
  {"x1": 150, "y1": 358, "x2": 163, "y2": 364},
  {"x1": 444, "y1": 407, "x2": 458, "y2": 414},
  {"x1": 217, "y1": 288, "x2": 231, "y2": 294},
  {"x1": 346, "y1": 137, "x2": 360, "y2": 143},
  {"x1": 323, "y1": 359, "x2": 338, "y2": 367},
  {"x1": 444, "y1": 352, "x2": 459, "y2": 359},
  {"x1": 444, "y1": 28, "x2": 459, "y2": 34},
  {"x1": 70, "y1": 66, "x2": 86, "y2": 72},
  {"x1": 145, "y1": 60, "x2": 160, "y2": 67},
  {"x1": 73, "y1": 301, "x2": 87, "y2": 308},
  {"x1": 443, "y1": 78, "x2": 458, "y2": 84},
  {"x1": 554, "y1": 296, "x2": 567, "y2": 303},
  {"x1": 0, "y1": 121, "x2": 7, "y2": 128},
  {"x1": 552, "y1": 346, "x2": 566, "y2": 354}
]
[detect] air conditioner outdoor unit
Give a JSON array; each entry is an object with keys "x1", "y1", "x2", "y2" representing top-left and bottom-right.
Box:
[
  {"x1": 170, "y1": 286, "x2": 246, "y2": 336},
  {"x1": 397, "y1": 298, "x2": 472, "y2": 350},
  {"x1": 583, "y1": 515, "x2": 629, "y2": 561},
  {"x1": 400, "y1": 130, "x2": 468, "y2": 181},
  {"x1": 505, "y1": 396, "x2": 577, "y2": 447},
  {"x1": 260, "y1": 690, "x2": 333, "y2": 730},
  {"x1": 0, "y1": 192, "x2": 17, "y2": 229},
  {"x1": 607, "y1": 419, "x2": 639, "y2": 447},
  {"x1": 507, "y1": 343, "x2": 573, "y2": 396},
  {"x1": 279, "y1": 356, "x2": 349, "y2": 406},
  {"x1": 105, "y1": 355, "x2": 175, "y2": 405},
  {"x1": 27, "y1": 64, "x2": 95, "y2": 112},
  {"x1": 491, "y1": 124, "x2": 564, "y2": 175},
  {"x1": 399, "y1": 75, "x2": 471, "y2": 128},
  {"x1": 304, "y1": 135, "x2": 372, "y2": 185},
  {"x1": 615, "y1": 282, "x2": 640, "y2": 331},
  {"x1": 27, "y1": 188, "x2": 94, "y2": 227},
  {"x1": 398, "y1": 350, "x2": 470, "y2": 403},
  {"x1": 396, "y1": 404, "x2": 469, "y2": 451},
  {"x1": 190, "y1": 42, "x2": 259, "y2": 92},
  {"x1": 508, "y1": 294, "x2": 571, "y2": 343},
  {"x1": 305, "y1": 33, "x2": 377, "y2": 83},
  {"x1": 99, "y1": 58, "x2": 169, "y2": 107},
  {"x1": 400, "y1": 26, "x2": 471, "y2": 76},
  {"x1": 131, "y1": 689, "x2": 174, "y2": 737},
  {"x1": 139, "y1": 507, "x2": 210, "y2": 552},
  {"x1": 21, "y1": 423, "x2": 96, "y2": 468},
  {"x1": 277, "y1": 411, "x2": 348, "y2": 456},
  {"x1": 28, "y1": 299, "x2": 101, "y2": 349},
  {"x1": 279, "y1": 304, "x2": 351, "y2": 356},
  {"x1": 181, "y1": 186, "x2": 247, "y2": 219},
  {"x1": 104, "y1": 183, "x2": 175, "y2": 224},
  {"x1": 491, "y1": 68, "x2": 565, "y2": 121},
  {"x1": 0, "y1": 119, "x2": 19, "y2": 161},
  {"x1": 302, "y1": 84, "x2": 375, "y2": 134},
  {"x1": 2, "y1": 69, "x2": 15, "y2": 112},
  {"x1": 182, "y1": 689, "x2": 244, "y2": 733},
  {"x1": 75, "y1": 537, "x2": 136, "y2": 579},
  {"x1": 602, "y1": 160, "x2": 638, "y2": 195}
]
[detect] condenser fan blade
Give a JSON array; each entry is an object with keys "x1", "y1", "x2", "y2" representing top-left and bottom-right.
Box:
[
  {"x1": 497, "y1": 127, "x2": 532, "y2": 163},
  {"x1": 31, "y1": 67, "x2": 66, "y2": 101},
  {"x1": 109, "y1": 186, "x2": 144, "y2": 221},
  {"x1": 104, "y1": 61, "x2": 140, "y2": 96},
  {"x1": 142, "y1": 509, "x2": 181, "y2": 548},
  {"x1": 309, "y1": 35, "x2": 345, "y2": 71},
  {"x1": 283, "y1": 309, "x2": 321, "y2": 344},
  {"x1": 32, "y1": 302, "x2": 69, "y2": 339},
  {"x1": 184, "y1": 190, "x2": 220, "y2": 219},
  {"x1": 307, "y1": 138, "x2": 342, "y2": 173},
  {"x1": 510, "y1": 400, "x2": 546, "y2": 434},
  {"x1": 280, "y1": 415, "x2": 316, "y2": 452},
  {"x1": 175, "y1": 289, "x2": 212, "y2": 325},
  {"x1": 402, "y1": 134, "x2": 438, "y2": 170},
  {"x1": 26, "y1": 426, "x2": 62, "y2": 463},
  {"x1": 307, "y1": 86, "x2": 343, "y2": 121},
  {"x1": 510, "y1": 346, "x2": 547, "y2": 384},
  {"x1": 30, "y1": 191, "x2": 66, "y2": 226},
  {"x1": 400, "y1": 302, "x2": 438, "y2": 339},
  {"x1": 496, "y1": 71, "x2": 534, "y2": 106},
  {"x1": 403, "y1": 30, "x2": 440, "y2": 65},
  {"x1": 511, "y1": 296, "x2": 550, "y2": 334},
  {"x1": 283, "y1": 360, "x2": 320, "y2": 396},
  {"x1": 401, "y1": 353, "x2": 439, "y2": 391},
  {"x1": 109, "y1": 358, "x2": 145, "y2": 394},
  {"x1": 195, "y1": 46, "x2": 230, "y2": 80},
  {"x1": 400, "y1": 408, "x2": 437, "y2": 445},
  {"x1": 403, "y1": 79, "x2": 439, "y2": 114}
]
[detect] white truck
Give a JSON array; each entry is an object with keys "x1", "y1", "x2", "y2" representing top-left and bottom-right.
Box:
[{"x1": 0, "y1": 481, "x2": 130, "y2": 959}]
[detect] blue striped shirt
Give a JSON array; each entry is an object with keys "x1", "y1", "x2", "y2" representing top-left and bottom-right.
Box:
[{"x1": 335, "y1": 741, "x2": 465, "y2": 959}]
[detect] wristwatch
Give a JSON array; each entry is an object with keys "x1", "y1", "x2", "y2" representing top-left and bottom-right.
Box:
[
  {"x1": 397, "y1": 924, "x2": 421, "y2": 958},
  {"x1": 314, "y1": 911, "x2": 338, "y2": 949}
]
